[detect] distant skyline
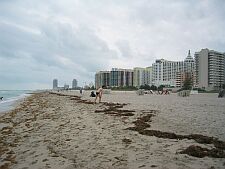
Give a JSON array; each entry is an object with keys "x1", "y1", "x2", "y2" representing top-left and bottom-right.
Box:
[{"x1": 0, "y1": 0, "x2": 225, "y2": 90}]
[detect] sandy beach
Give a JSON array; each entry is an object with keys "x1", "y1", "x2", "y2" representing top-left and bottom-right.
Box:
[{"x1": 0, "y1": 91, "x2": 225, "y2": 169}]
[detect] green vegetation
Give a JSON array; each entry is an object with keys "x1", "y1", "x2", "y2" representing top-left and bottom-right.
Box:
[
  {"x1": 182, "y1": 77, "x2": 193, "y2": 90},
  {"x1": 201, "y1": 90, "x2": 220, "y2": 93},
  {"x1": 140, "y1": 84, "x2": 150, "y2": 90},
  {"x1": 192, "y1": 88, "x2": 219, "y2": 93},
  {"x1": 193, "y1": 88, "x2": 204, "y2": 91},
  {"x1": 151, "y1": 85, "x2": 158, "y2": 90},
  {"x1": 139, "y1": 84, "x2": 157, "y2": 90},
  {"x1": 157, "y1": 85, "x2": 165, "y2": 91}
]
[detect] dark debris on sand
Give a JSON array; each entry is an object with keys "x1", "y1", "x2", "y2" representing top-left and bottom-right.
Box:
[
  {"x1": 126, "y1": 112, "x2": 157, "y2": 131},
  {"x1": 50, "y1": 92, "x2": 95, "y2": 105},
  {"x1": 95, "y1": 102, "x2": 135, "y2": 116},
  {"x1": 180, "y1": 145, "x2": 225, "y2": 158},
  {"x1": 122, "y1": 138, "x2": 132, "y2": 144},
  {"x1": 50, "y1": 92, "x2": 225, "y2": 159},
  {"x1": 126, "y1": 110, "x2": 225, "y2": 159}
]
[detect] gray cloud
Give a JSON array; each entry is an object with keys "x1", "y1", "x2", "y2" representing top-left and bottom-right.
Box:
[
  {"x1": 116, "y1": 40, "x2": 132, "y2": 58},
  {"x1": 0, "y1": 0, "x2": 225, "y2": 89},
  {"x1": 0, "y1": 1, "x2": 117, "y2": 89}
]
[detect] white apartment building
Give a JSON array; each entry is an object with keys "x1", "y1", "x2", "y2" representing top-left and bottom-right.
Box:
[
  {"x1": 152, "y1": 50, "x2": 195, "y2": 87},
  {"x1": 176, "y1": 50, "x2": 196, "y2": 87},
  {"x1": 184, "y1": 50, "x2": 195, "y2": 73},
  {"x1": 133, "y1": 67, "x2": 152, "y2": 87},
  {"x1": 152, "y1": 59, "x2": 184, "y2": 87},
  {"x1": 195, "y1": 48, "x2": 225, "y2": 90}
]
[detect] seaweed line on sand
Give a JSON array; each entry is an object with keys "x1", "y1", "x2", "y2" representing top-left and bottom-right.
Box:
[
  {"x1": 57, "y1": 91, "x2": 225, "y2": 159},
  {"x1": 95, "y1": 102, "x2": 135, "y2": 116},
  {"x1": 126, "y1": 111, "x2": 225, "y2": 158}
]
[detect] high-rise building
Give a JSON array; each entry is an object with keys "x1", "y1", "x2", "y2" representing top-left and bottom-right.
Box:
[
  {"x1": 95, "y1": 71, "x2": 110, "y2": 89},
  {"x1": 176, "y1": 50, "x2": 196, "y2": 88},
  {"x1": 195, "y1": 49, "x2": 225, "y2": 90},
  {"x1": 72, "y1": 79, "x2": 78, "y2": 89},
  {"x1": 143, "y1": 67, "x2": 152, "y2": 86},
  {"x1": 152, "y1": 59, "x2": 184, "y2": 87},
  {"x1": 184, "y1": 50, "x2": 195, "y2": 73},
  {"x1": 152, "y1": 50, "x2": 195, "y2": 87},
  {"x1": 133, "y1": 67, "x2": 144, "y2": 87},
  {"x1": 133, "y1": 67, "x2": 152, "y2": 87},
  {"x1": 110, "y1": 68, "x2": 133, "y2": 87},
  {"x1": 95, "y1": 68, "x2": 134, "y2": 88},
  {"x1": 53, "y1": 79, "x2": 58, "y2": 89}
]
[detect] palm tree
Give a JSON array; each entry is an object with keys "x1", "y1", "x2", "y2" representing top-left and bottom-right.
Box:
[{"x1": 182, "y1": 77, "x2": 193, "y2": 90}]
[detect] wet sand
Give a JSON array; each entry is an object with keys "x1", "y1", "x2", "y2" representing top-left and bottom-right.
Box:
[{"x1": 0, "y1": 91, "x2": 225, "y2": 169}]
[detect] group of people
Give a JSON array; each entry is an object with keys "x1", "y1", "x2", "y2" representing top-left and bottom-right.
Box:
[
  {"x1": 157, "y1": 89, "x2": 170, "y2": 95},
  {"x1": 143, "y1": 89, "x2": 170, "y2": 95},
  {"x1": 79, "y1": 86, "x2": 104, "y2": 104},
  {"x1": 90, "y1": 87, "x2": 171, "y2": 103}
]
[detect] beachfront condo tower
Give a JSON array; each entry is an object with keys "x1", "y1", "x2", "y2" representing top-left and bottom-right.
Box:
[
  {"x1": 53, "y1": 79, "x2": 58, "y2": 89},
  {"x1": 72, "y1": 79, "x2": 78, "y2": 89},
  {"x1": 176, "y1": 50, "x2": 196, "y2": 88},
  {"x1": 133, "y1": 67, "x2": 152, "y2": 87},
  {"x1": 195, "y1": 49, "x2": 225, "y2": 90},
  {"x1": 152, "y1": 50, "x2": 195, "y2": 87},
  {"x1": 95, "y1": 71, "x2": 110, "y2": 89},
  {"x1": 110, "y1": 68, "x2": 133, "y2": 87},
  {"x1": 152, "y1": 59, "x2": 184, "y2": 87},
  {"x1": 95, "y1": 69, "x2": 133, "y2": 88}
]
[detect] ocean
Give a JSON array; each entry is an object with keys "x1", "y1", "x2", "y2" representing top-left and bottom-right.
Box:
[{"x1": 0, "y1": 90, "x2": 32, "y2": 113}]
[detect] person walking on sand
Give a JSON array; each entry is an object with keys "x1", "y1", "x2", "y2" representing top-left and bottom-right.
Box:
[{"x1": 94, "y1": 86, "x2": 104, "y2": 103}]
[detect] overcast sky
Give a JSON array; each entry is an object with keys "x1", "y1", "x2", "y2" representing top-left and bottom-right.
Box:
[{"x1": 0, "y1": 0, "x2": 225, "y2": 89}]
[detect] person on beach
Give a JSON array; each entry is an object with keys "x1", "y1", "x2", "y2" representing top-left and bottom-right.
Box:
[
  {"x1": 94, "y1": 86, "x2": 104, "y2": 103},
  {"x1": 90, "y1": 91, "x2": 96, "y2": 97},
  {"x1": 80, "y1": 88, "x2": 83, "y2": 95}
]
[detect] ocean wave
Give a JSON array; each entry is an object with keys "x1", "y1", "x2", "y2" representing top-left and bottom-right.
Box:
[{"x1": 0, "y1": 93, "x2": 30, "y2": 113}]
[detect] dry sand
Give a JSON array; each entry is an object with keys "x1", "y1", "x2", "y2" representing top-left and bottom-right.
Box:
[{"x1": 0, "y1": 90, "x2": 225, "y2": 169}]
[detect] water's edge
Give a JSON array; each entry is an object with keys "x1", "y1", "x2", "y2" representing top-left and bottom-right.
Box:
[{"x1": 0, "y1": 92, "x2": 32, "y2": 114}]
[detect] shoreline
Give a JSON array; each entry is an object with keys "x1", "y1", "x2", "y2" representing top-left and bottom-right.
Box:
[
  {"x1": 0, "y1": 91, "x2": 34, "y2": 115},
  {"x1": 0, "y1": 91, "x2": 225, "y2": 169},
  {"x1": 0, "y1": 93, "x2": 35, "y2": 130}
]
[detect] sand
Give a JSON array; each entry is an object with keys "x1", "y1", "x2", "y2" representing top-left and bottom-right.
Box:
[{"x1": 0, "y1": 90, "x2": 225, "y2": 169}]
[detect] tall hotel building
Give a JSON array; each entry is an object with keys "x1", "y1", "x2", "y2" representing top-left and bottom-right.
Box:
[
  {"x1": 53, "y1": 79, "x2": 58, "y2": 89},
  {"x1": 95, "y1": 71, "x2": 110, "y2": 89},
  {"x1": 133, "y1": 67, "x2": 152, "y2": 87},
  {"x1": 195, "y1": 49, "x2": 225, "y2": 90},
  {"x1": 152, "y1": 50, "x2": 195, "y2": 87},
  {"x1": 95, "y1": 68, "x2": 133, "y2": 88},
  {"x1": 176, "y1": 50, "x2": 195, "y2": 87},
  {"x1": 152, "y1": 59, "x2": 184, "y2": 87},
  {"x1": 72, "y1": 79, "x2": 78, "y2": 89},
  {"x1": 110, "y1": 68, "x2": 133, "y2": 87}
]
